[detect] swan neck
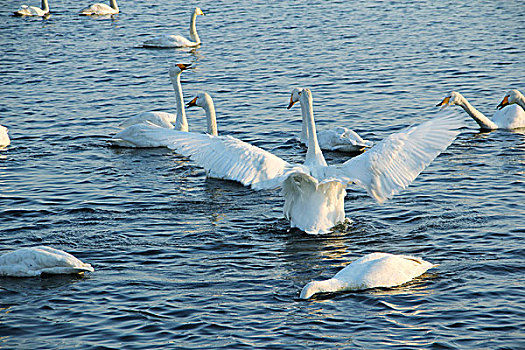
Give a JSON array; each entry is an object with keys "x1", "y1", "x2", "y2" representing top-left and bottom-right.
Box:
[
  {"x1": 300, "y1": 101, "x2": 309, "y2": 144},
  {"x1": 301, "y1": 91, "x2": 326, "y2": 167},
  {"x1": 516, "y1": 94, "x2": 525, "y2": 110},
  {"x1": 41, "y1": 0, "x2": 49, "y2": 12},
  {"x1": 203, "y1": 97, "x2": 218, "y2": 136},
  {"x1": 171, "y1": 72, "x2": 188, "y2": 132},
  {"x1": 109, "y1": 0, "x2": 119, "y2": 11},
  {"x1": 189, "y1": 12, "x2": 200, "y2": 44},
  {"x1": 459, "y1": 97, "x2": 497, "y2": 130},
  {"x1": 301, "y1": 279, "x2": 343, "y2": 299}
]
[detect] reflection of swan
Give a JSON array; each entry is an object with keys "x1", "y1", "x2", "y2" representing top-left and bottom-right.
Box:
[
  {"x1": 290, "y1": 88, "x2": 373, "y2": 153},
  {"x1": 112, "y1": 64, "x2": 191, "y2": 147},
  {"x1": 156, "y1": 88, "x2": 462, "y2": 234},
  {"x1": 437, "y1": 91, "x2": 525, "y2": 130},
  {"x1": 110, "y1": 92, "x2": 218, "y2": 148},
  {"x1": 79, "y1": 0, "x2": 119, "y2": 16},
  {"x1": 0, "y1": 125, "x2": 10, "y2": 148},
  {"x1": 13, "y1": 0, "x2": 49, "y2": 17},
  {"x1": 143, "y1": 8, "x2": 205, "y2": 48},
  {"x1": 0, "y1": 246, "x2": 94, "y2": 277},
  {"x1": 300, "y1": 252, "x2": 435, "y2": 299}
]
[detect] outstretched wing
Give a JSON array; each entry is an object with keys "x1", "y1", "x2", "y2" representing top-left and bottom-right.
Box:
[
  {"x1": 167, "y1": 133, "x2": 301, "y2": 190},
  {"x1": 328, "y1": 110, "x2": 464, "y2": 203}
]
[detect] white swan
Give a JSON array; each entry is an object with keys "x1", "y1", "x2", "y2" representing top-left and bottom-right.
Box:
[
  {"x1": 292, "y1": 89, "x2": 373, "y2": 152},
  {"x1": 112, "y1": 63, "x2": 191, "y2": 147},
  {"x1": 0, "y1": 246, "x2": 94, "y2": 277},
  {"x1": 143, "y1": 8, "x2": 205, "y2": 48},
  {"x1": 13, "y1": 0, "x2": 49, "y2": 17},
  {"x1": 437, "y1": 90, "x2": 525, "y2": 130},
  {"x1": 300, "y1": 252, "x2": 435, "y2": 299},
  {"x1": 79, "y1": 0, "x2": 119, "y2": 16},
  {"x1": 0, "y1": 125, "x2": 10, "y2": 148},
  {"x1": 140, "y1": 88, "x2": 463, "y2": 234},
  {"x1": 110, "y1": 92, "x2": 218, "y2": 148},
  {"x1": 497, "y1": 89, "x2": 525, "y2": 111}
]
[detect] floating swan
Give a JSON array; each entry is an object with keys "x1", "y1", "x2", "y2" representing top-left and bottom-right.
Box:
[
  {"x1": 112, "y1": 63, "x2": 191, "y2": 147},
  {"x1": 139, "y1": 88, "x2": 463, "y2": 234},
  {"x1": 0, "y1": 125, "x2": 10, "y2": 148},
  {"x1": 143, "y1": 7, "x2": 205, "y2": 48},
  {"x1": 13, "y1": 0, "x2": 49, "y2": 17},
  {"x1": 0, "y1": 246, "x2": 94, "y2": 277},
  {"x1": 292, "y1": 88, "x2": 373, "y2": 152},
  {"x1": 111, "y1": 92, "x2": 218, "y2": 148},
  {"x1": 437, "y1": 90, "x2": 525, "y2": 130},
  {"x1": 79, "y1": 0, "x2": 119, "y2": 16},
  {"x1": 497, "y1": 89, "x2": 525, "y2": 111},
  {"x1": 300, "y1": 252, "x2": 435, "y2": 299}
]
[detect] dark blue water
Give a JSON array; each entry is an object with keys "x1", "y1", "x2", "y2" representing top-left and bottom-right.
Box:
[{"x1": 1, "y1": 1, "x2": 524, "y2": 348}]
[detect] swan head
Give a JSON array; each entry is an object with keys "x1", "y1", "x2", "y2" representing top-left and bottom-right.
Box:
[
  {"x1": 187, "y1": 92, "x2": 212, "y2": 108},
  {"x1": 436, "y1": 91, "x2": 463, "y2": 108},
  {"x1": 287, "y1": 88, "x2": 304, "y2": 109},
  {"x1": 194, "y1": 7, "x2": 205, "y2": 16},
  {"x1": 169, "y1": 63, "x2": 192, "y2": 77},
  {"x1": 497, "y1": 89, "x2": 522, "y2": 110}
]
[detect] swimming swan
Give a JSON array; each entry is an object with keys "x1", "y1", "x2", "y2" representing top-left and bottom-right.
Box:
[
  {"x1": 13, "y1": 0, "x2": 49, "y2": 17},
  {"x1": 110, "y1": 92, "x2": 218, "y2": 148},
  {"x1": 300, "y1": 252, "x2": 435, "y2": 299},
  {"x1": 437, "y1": 90, "x2": 525, "y2": 130},
  {"x1": 0, "y1": 125, "x2": 10, "y2": 148},
  {"x1": 112, "y1": 63, "x2": 191, "y2": 147},
  {"x1": 0, "y1": 246, "x2": 94, "y2": 277},
  {"x1": 295, "y1": 92, "x2": 373, "y2": 152},
  {"x1": 153, "y1": 88, "x2": 463, "y2": 234},
  {"x1": 79, "y1": 0, "x2": 119, "y2": 16},
  {"x1": 143, "y1": 7, "x2": 205, "y2": 48}
]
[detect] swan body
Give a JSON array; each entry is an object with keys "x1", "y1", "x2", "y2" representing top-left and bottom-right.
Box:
[
  {"x1": 14, "y1": 0, "x2": 49, "y2": 16},
  {"x1": 131, "y1": 88, "x2": 463, "y2": 234},
  {"x1": 143, "y1": 8, "x2": 205, "y2": 48},
  {"x1": 300, "y1": 252, "x2": 435, "y2": 299},
  {"x1": 0, "y1": 246, "x2": 94, "y2": 277},
  {"x1": 79, "y1": 0, "x2": 118, "y2": 16},
  {"x1": 112, "y1": 63, "x2": 191, "y2": 146},
  {"x1": 0, "y1": 125, "x2": 10, "y2": 147},
  {"x1": 437, "y1": 90, "x2": 525, "y2": 130}
]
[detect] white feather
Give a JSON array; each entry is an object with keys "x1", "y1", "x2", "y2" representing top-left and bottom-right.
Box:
[
  {"x1": 0, "y1": 125, "x2": 10, "y2": 148},
  {"x1": 143, "y1": 8, "x2": 205, "y2": 48}
]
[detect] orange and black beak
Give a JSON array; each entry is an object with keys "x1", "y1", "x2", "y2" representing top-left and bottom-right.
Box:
[
  {"x1": 177, "y1": 63, "x2": 192, "y2": 71},
  {"x1": 186, "y1": 96, "x2": 198, "y2": 108},
  {"x1": 287, "y1": 95, "x2": 297, "y2": 109},
  {"x1": 436, "y1": 96, "x2": 450, "y2": 107},
  {"x1": 496, "y1": 95, "x2": 509, "y2": 110}
]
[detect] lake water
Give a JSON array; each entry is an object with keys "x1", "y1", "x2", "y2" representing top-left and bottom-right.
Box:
[{"x1": 1, "y1": 0, "x2": 524, "y2": 348}]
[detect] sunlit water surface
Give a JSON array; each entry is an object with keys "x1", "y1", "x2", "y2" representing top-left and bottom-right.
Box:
[{"x1": 1, "y1": 1, "x2": 524, "y2": 349}]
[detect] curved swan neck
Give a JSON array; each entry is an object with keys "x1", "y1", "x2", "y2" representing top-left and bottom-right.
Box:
[
  {"x1": 170, "y1": 71, "x2": 188, "y2": 132},
  {"x1": 202, "y1": 95, "x2": 218, "y2": 136},
  {"x1": 42, "y1": 0, "x2": 49, "y2": 12},
  {"x1": 299, "y1": 100, "x2": 309, "y2": 144},
  {"x1": 458, "y1": 95, "x2": 497, "y2": 130},
  {"x1": 109, "y1": 0, "x2": 119, "y2": 11},
  {"x1": 515, "y1": 92, "x2": 525, "y2": 110},
  {"x1": 300, "y1": 90, "x2": 327, "y2": 167},
  {"x1": 300, "y1": 278, "x2": 344, "y2": 299},
  {"x1": 189, "y1": 11, "x2": 201, "y2": 44}
]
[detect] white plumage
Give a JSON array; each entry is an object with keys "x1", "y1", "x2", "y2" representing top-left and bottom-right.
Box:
[
  {"x1": 0, "y1": 246, "x2": 94, "y2": 277},
  {"x1": 0, "y1": 125, "x2": 10, "y2": 148},
  {"x1": 128, "y1": 88, "x2": 463, "y2": 234},
  {"x1": 437, "y1": 90, "x2": 525, "y2": 130},
  {"x1": 300, "y1": 252, "x2": 435, "y2": 299},
  {"x1": 13, "y1": 0, "x2": 49, "y2": 17},
  {"x1": 143, "y1": 8, "x2": 205, "y2": 48},
  {"x1": 79, "y1": 0, "x2": 119, "y2": 16}
]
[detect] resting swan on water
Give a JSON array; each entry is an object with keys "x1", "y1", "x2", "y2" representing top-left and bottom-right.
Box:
[
  {"x1": 13, "y1": 0, "x2": 49, "y2": 17},
  {"x1": 300, "y1": 252, "x2": 435, "y2": 299},
  {"x1": 143, "y1": 7, "x2": 205, "y2": 48},
  {"x1": 79, "y1": 0, "x2": 119, "y2": 16},
  {"x1": 437, "y1": 90, "x2": 525, "y2": 130},
  {"x1": 111, "y1": 63, "x2": 192, "y2": 147},
  {"x1": 121, "y1": 88, "x2": 464, "y2": 234},
  {"x1": 0, "y1": 246, "x2": 94, "y2": 277},
  {"x1": 0, "y1": 125, "x2": 10, "y2": 148}
]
